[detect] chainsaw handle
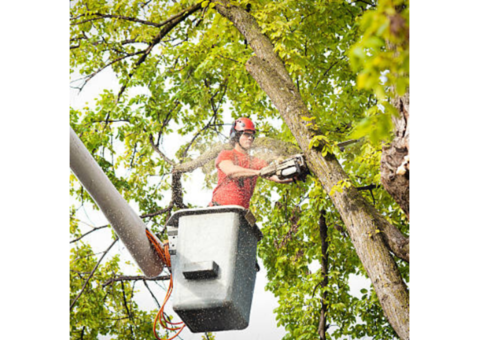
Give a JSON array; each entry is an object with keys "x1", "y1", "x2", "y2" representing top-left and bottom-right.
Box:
[{"x1": 259, "y1": 163, "x2": 277, "y2": 178}]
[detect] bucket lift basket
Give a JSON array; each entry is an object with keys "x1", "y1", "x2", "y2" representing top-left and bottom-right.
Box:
[{"x1": 165, "y1": 205, "x2": 262, "y2": 333}]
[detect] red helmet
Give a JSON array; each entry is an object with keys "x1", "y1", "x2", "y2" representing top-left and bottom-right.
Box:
[{"x1": 230, "y1": 117, "x2": 256, "y2": 140}]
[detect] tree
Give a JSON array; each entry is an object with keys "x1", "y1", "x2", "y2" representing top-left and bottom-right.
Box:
[{"x1": 70, "y1": 0, "x2": 409, "y2": 339}]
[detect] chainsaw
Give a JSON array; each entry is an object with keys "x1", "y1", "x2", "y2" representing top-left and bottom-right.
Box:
[{"x1": 259, "y1": 154, "x2": 310, "y2": 182}]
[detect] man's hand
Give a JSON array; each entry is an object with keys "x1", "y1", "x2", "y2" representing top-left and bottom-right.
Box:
[
  {"x1": 259, "y1": 163, "x2": 277, "y2": 178},
  {"x1": 267, "y1": 175, "x2": 294, "y2": 183}
]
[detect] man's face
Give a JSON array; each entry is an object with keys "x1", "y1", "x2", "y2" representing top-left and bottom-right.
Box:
[{"x1": 239, "y1": 130, "x2": 255, "y2": 149}]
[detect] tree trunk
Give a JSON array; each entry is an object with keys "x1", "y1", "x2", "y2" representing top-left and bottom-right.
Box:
[
  {"x1": 213, "y1": 1, "x2": 410, "y2": 339},
  {"x1": 381, "y1": 91, "x2": 410, "y2": 219}
]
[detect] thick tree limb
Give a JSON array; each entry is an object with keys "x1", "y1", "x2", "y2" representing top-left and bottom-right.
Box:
[
  {"x1": 172, "y1": 137, "x2": 299, "y2": 174},
  {"x1": 173, "y1": 142, "x2": 232, "y2": 173},
  {"x1": 245, "y1": 52, "x2": 409, "y2": 338},
  {"x1": 171, "y1": 172, "x2": 187, "y2": 209},
  {"x1": 272, "y1": 63, "x2": 408, "y2": 335},
  {"x1": 214, "y1": 1, "x2": 292, "y2": 84},
  {"x1": 213, "y1": 2, "x2": 409, "y2": 338}
]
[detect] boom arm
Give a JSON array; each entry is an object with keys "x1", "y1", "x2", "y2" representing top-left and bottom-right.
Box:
[{"x1": 70, "y1": 127, "x2": 165, "y2": 277}]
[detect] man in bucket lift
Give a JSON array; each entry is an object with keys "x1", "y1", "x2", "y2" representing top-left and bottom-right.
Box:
[{"x1": 209, "y1": 117, "x2": 294, "y2": 209}]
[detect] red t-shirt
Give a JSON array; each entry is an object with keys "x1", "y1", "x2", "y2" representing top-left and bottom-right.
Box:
[{"x1": 210, "y1": 149, "x2": 267, "y2": 209}]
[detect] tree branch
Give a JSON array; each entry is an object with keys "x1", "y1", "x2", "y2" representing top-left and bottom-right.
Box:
[
  {"x1": 171, "y1": 172, "x2": 187, "y2": 209},
  {"x1": 70, "y1": 224, "x2": 110, "y2": 243},
  {"x1": 71, "y1": 3, "x2": 203, "y2": 27},
  {"x1": 149, "y1": 134, "x2": 174, "y2": 165},
  {"x1": 356, "y1": 184, "x2": 381, "y2": 191},
  {"x1": 102, "y1": 274, "x2": 170, "y2": 288},
  {"x1": 317, "y1": 211, "x2": 329, "y2": 340},
  {"x1": 116, "y1": 3, "x2": 202, "y2": 100},
  {"x1": 313, "y1": 56, "x2": 346, "y2": 90},
  {"x1": 140, "y1": 202, "x2": 174, "y2": 218},
  {"x1": 69, "y1": 4, "x2": 208, "y2": 28},
  {"x1": 70, "y1": 36, "x2": 148, "y2": 50},
  {"x1": 143, "y1": 280, "x2": 161, "y2": 308},
  {"x1": 72, "y1": 13, "x2": 166, "y2": 28},
  {"x1": 120, "y1": 280, "x2": 132, "y2": 319},
  {"x1": 74, "y1": 50, "x2": 144, "y2": 92},
  {"x1": 120, "y1": 279, "x2": 137, "y2": 338},
  {"x1": 181, "y1": 115, "x2": 217, "y2": 161}
]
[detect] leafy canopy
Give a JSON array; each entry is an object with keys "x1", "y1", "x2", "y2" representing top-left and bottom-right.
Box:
[{"x1": 70, "y1": 0, "x2": 409, "y2": 339}]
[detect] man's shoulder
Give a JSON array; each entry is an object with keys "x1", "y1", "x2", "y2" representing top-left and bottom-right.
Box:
[
  {"x1": 218, "y1": 149, "x2": 234, "y2": 158},
  {"x1": 216, "y1": 149, "x2": 235, "y2": 164}
]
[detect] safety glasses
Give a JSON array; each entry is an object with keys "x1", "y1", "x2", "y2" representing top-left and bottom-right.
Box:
[{"x1": 242, "y1": 132, "x2": 256, "y2": 140}]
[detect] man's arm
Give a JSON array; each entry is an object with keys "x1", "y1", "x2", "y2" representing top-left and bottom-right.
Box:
[
  {"x1": 218, "y1": 160, "x2": 294, "y2": 183},
  {"x1": 218, "y1": 160, "x2": 260, "y2": 178}
]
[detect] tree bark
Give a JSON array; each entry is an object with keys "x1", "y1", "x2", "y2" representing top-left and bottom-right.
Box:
[
  {"x1": 380, "y1": 90, "x2": 410, "y2": 219},
  {"x1": 213, "y1": 2, "x2": 409, "y2": 339}
]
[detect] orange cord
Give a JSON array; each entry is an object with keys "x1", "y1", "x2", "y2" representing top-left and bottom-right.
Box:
[
  {"x1": 145, "y1": 229, "x2": 186, "y2": 340},
  {"x1": 146, "y1": 229, "x2": 170, "y2": 267}
]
